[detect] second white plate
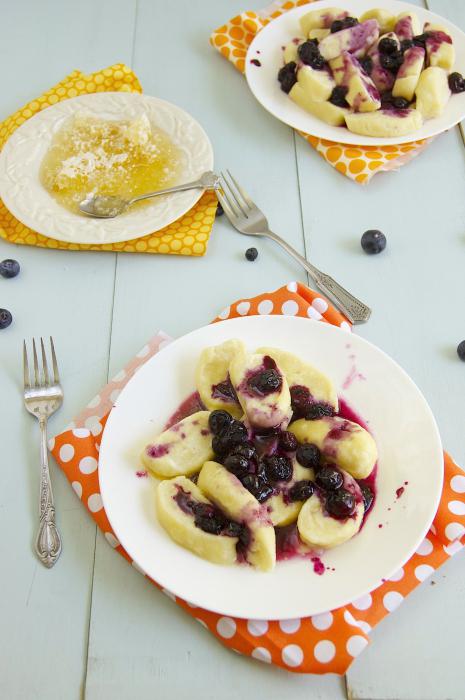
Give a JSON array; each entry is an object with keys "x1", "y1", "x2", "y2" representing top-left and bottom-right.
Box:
[
  {"x1": 245, "y1": 0, "x2": 465, "y2": 146},
  {"x1": 98, "y1": 315, "x2": 443, "y2": 620}
]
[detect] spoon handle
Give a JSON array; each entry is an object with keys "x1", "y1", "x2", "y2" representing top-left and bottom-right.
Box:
[{"x1": 129, "y1": 178, "x2": 205, "y2": 204}]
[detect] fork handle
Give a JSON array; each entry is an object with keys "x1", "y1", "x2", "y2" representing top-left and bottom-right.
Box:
[
  {"x1": 35, "y1": 418, "x2": 62, "y2": 568},
  {"x1": 266, "y1": 230, "x2": 371, "y2": 324}
]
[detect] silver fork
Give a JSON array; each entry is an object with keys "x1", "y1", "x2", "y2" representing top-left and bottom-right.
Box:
[
  {"x1": 217, "y1": 171, "x2": 371, "y2": 324},
  {"x1": 23, "y1": 338, "x2": 63, "y2": 568}
]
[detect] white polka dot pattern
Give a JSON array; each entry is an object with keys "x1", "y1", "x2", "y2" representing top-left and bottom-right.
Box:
[
  {"x1": 88, "y1": 493, "x2": 103, "y2": 513},
  {"x1": 257, "y1": 299, "x2": 273, "y2": 315},
  {"x1": 311, "y1": 612, "x2": 333, "y2": 630},
  {"x1": 279, "y1": 618, "x2": 301, "y2": 634},
  {"x1": 59, "y1": 444, "x2": 75, "y2": 462},
  {"x1": 236, "y1": 301, "x2": 251, "y2": 316},
  {"x1": 252, "y1": 647, "x2": 272, "y2": 663},
  {"x1": 71, "y1": 481, "x2": 82, "y2": 499},
  {"x1": 346, "y1": 635, "x2": 368, "y2": 657},
  {"x1": 352, "y1": 593, "x2": 372, "y2": 610},
  {"x1": 79, "y1": 456, "x2": 98, "y2": 474},
  {"x1": 216, "y1": 617, "x2": 236, "y2": 639},
  {"x1": 383, "y1": 591, "x2": 404, "y2": 611},
  {"x1": 104, "y1": 532, "x2": 120, "y2": 548},
  {"x1": 414, "y1": 564, "x2": 434, "y2": 582},
  {"x1": 445, "y1": 522, "x2": 465, "y2": 541},
  {"x1": 281, "y1": 300, "x2": 299, "y2": 316},
  {"x1": 314, "y1": 640, "x2": 336, "y2": 663},
  {"x1": 450, "y1": 474, "x2": 465, "y2": 493},
  {"x1": 247, "y1": 619, "x2": 269, "y2": 637},
  {"x1": 448, "y1": 500, "x2": 465, "y2": 516},
  {"x1": 282, "y1": 644, "x2": 304, "y2": 667},
  {"x1": 415, "y1": 539, "x2": 433, "y2": 556}
]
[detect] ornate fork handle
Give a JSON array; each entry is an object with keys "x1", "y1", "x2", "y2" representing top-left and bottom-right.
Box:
[
  {"x1": 35, "y1": 418, "x2": 62, "y2": 568},
  {"x1": 266, "y1": 230, "x2": 371, "y2": 324}
]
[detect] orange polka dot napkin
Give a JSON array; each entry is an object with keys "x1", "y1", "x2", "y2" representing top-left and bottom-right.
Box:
[
  {"x1": 50, "y1": 281, "x2": 465, "y2": 675},
  {"x1": 0, "y1": 64, "x2": 217, "y2": 256},
  {"x1": 210, "y1": 1, "x2": 433, "y2": 184}
]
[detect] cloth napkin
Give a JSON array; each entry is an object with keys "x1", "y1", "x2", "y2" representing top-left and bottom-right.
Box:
[
  {"x1": 0, "y1": 64, "x2": 217, "y2": 256},
  {"x1": 50, "y1": 282, "x2": 465, "y2": 674},
  {"x1": 210, "y1": 0, "x2": 433, "y2": 184}
]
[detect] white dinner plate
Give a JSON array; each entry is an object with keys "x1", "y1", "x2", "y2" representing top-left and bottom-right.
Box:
[
  {"x1": 245, "y1": 0, "x2": 465, "y2": 146},
  {"x1": 0, "y1": 92, "x2": 213, "y2": 244},
  {"x1": 98, "y1": 316, "x2": 443, "y2": 620}
]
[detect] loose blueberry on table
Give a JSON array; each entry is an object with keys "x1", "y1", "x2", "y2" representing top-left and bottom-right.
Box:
[
  {"x1": 457, "y1": 340, "x2": 465, "y2": 361},
  {"x1": 0, "y1": 309, "x2": 13, "y2": 329},
  {"x1": 245, "y1": 247, "x2": 258, "y2": 261},
  {"x1": 277, "y1": 7, "x2": 460, "y2": 137},
  {"x1": 0, "y1": 259, "x2": 20, "y2": 279},
  {"x1": 145, "y1": 340, "x2": 378, "y2": 571},
  {"x1": 361, "y1": 229, "x2": 387, "y2": 254}
]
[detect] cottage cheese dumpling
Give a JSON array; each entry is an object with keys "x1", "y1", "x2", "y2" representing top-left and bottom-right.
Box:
[
  {"x1": 424, "y1": 23, "x2": 455, "y2": 71},
  {"x1": 267, "y1": 461, "x2": 314, "y2": 527},
  {"x1": 318, "y1": 19, "x2": 379, "y2": 61},
  {"x1": 300, "y1": 7, "x2": 348, "y2": 36},
  {"x1": 156, "y1": 477, "x2": 238, "y2": 565},
  {"x1": 297, "y1": 65, "x2": 336, "y2": 102},
  {"x1": 196, "y1": 339, "x2": 245, "y2": 418},
  {"x1": 345, "y1": 108, "x2": 423, "y2": 137},
  {"x1": 415, "y1": 67, "x2": 450, "y2": 118},
  {"x1": 142, "y1": 411, "x2": 213, "y2": 477},
  {"x1": 393, "y1": 46, "x2": 425, "y2": 101},
  {"x1": 330, "y1": 52, "x2": 380, "y2": 112},
  {"x1": 289, "y1": 84, "x2": 349, "y2": 125},
  {"x1": 229, "y1": 352, "x2": 292, "y2": 430},
  {"x1": 289, "y1": 416, "x2": 377, "y2": 479}
]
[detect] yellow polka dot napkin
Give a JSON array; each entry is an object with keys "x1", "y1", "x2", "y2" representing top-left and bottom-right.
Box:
[
  {"x1": 210, "y1": 1, "x2": 433, "y2": 184},
  {"x1": 0, "y1": 64, "x2": 217, "y2": 256}
]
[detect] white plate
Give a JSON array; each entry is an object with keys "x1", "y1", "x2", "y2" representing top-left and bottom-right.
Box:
[
  {"x1": 99, "y1": 316, "x2": 443, "y2": 620},
  {"x1": 0, "y1": 93, "x2": 213, "y2": 244},
  {"x1": 245, "y1": 0, "x2": 465, "y2": 146}
]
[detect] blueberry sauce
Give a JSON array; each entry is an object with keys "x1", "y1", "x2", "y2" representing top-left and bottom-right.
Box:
[
  {"x1": 146, "y1": 443, "x2": 170, "y2": 458},
  {"x1": 311, "y1": 556, "x2": 326, "y2": 575},
  {"x1": 342, "y1": 365, "x2": 366, "y2": 390},
  {"x1": 250, "y1": 58, "x2": 261, "y2": 67},
  {"x1": 165, "y1": 391, "x2": 205, "y2": 429},
  {"x1": 212, "y1": 374, "x2": 240, "y2": 404}
]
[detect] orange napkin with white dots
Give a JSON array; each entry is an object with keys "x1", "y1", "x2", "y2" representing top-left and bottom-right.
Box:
[
  {"x1": 0, "y1": 64, "x2": 217, "y2": 256},
  {"x1": 49, "y1": 282, "x2": 465, "y2": 675},
  {"x1": 210, "y1": 0, "x2": 433, "y2": 184}
]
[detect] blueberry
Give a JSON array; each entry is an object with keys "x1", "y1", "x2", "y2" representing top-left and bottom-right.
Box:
[
  {"x1": 448, "y1": 72, "x2": 465, "y2": 94},
  {"x1": 0, "y1": 309, "x2": 12, "y2": 329},
  {"x1": 360, "y1": 483, "x2": 374, "y2": 512},
  {"x1": 400, "y1": 39, "x2": 414, "y2": 52},
  {"x1": 361, "y1": 229, "x2": 387, "y2": 255},
  {"x1": 329, "y1": 86, "x2": 349, "y2": 108},
  {"x1": 241, "y1": 474, "x2": 260, "y2": 492},
  {"x1": 359, "y1": 56, "x2": 373, "y2": 75},
  {"x1": 380, "y1": 51, "x2": 403, "y2": 74},
  {"x1": 224, "y1": 521, "x2": 243, "y2": 538},
  {"x1": 224, "y1": 420, "x2": 249, "y2": 448},
  {"x1": 304, "y1": 403, "x2": 335, "y2": 420},
  {"x1": 290, "y1": 384, "x2": 312, "y2": 416},
  {"x1": 208, "y1": 410, "x2": 233, "y2": 435},
  {"x1": 330, "y1": 19, "x2": 344, "y2": 33},
  {"x1": 0, "y1": 259, "x2": 20, "y2": 278},
  {"x1": 264, "y1": 455, "x2": 293, "y2": 482},
  {"x1": 380, "y1": 91, "x2": 394, "y2": 107},
  {"x1": 193, "y1": 503, "x2": 216, "y2": 519},
  {"x1": 298, "y1": 41, "x2": 326, "y2": 69},
  {"x1": 342, "y1": 17, "x2": 358, "y2": 28},
  {"x1": 195, "y1": 515, "x2": 224, "y2": 535},
  {"x1": 295, "y1": 443, "x2": 321, "y2": 470},
  {"x1": 277, "y1": 61, "x2": 297, "y2": 93},
  {"x1": 289, "y1": 480, "x2": 314, "y2": 502},
  {"x1": 248, "y1": 368, "x2": 282, "y2": 395},
  {"x1": 326, "y1": 489, "x2": 356, "y2": 519},
  {"x1": 224, "y1": 454, "x2": 250, "y2": 478},
  {"x1": 378, "y1": 37, "x2": 398, "y2": 55},
  {"x1": 330, "y1": 17, "x2": 358, "y2": 33},
  {"x1": 238, "y1": 526, "x2": 251, "y2": 549},
  {"x1": 392, "y1": 96, "x2": 410, "y2": 109},
  {"x1": 413, "y1": 32, "x2": 431, "y2": 49},
  {"x1": 316, "y1": 465, "x2": 343, "y2": 491},
  {"x1": 215, "y1": 202, "x2": 224, "y2": 217},
  {"x1": 211, "y1": 377, "x2": 238, "y2": 402},
  {"x1": 457, "y1": 340, "x2": 465, "y2": 361},
  {"x1": 231, "y1": 443, "x2": 256, "y2": 461},
  {"x1": 254, "y1": 484, "x2": 274, "y2": 503},
  {"x1": 245, "y1": 247, "x2": 258, "y2": 261},
  {"x1": 278, "y1": 430, "x2": 298, "y2": 452}
]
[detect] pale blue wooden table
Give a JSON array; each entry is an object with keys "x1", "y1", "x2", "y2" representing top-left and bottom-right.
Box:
[{"x1": 1, "y1": 1, "x2": 465, "y2": 698}]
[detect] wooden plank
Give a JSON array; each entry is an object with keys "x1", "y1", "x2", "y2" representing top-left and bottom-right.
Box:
[
  {"x1": 85, "y1": 0, "x2": 343, "y2": 698},
  {"x1": 0, "y1": 1, "x2": 136, "y2": 698}
]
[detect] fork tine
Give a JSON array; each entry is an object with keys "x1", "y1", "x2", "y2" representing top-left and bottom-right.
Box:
[
  {"x1": 216, "y1": 188, "x2": 237, "y2": 221},
  {"x1": 218, "y1": 175, "x2": 241, "y2": 218},
  {"x1": 226, "y1": 170, "x2": 253, "y2": 209},
  {"x1": 23, "y1": 341, "x2": 30, "y2": 390},
  {"x1": 221, "y1": 172, "x2": 249, "y2": 218},
  {"x1": 50, "y1": 337, "x2": 60, "y2": 384},
  {"x1": 40, "y1": 338, "x2": 49, "y2": 386},
  {"x1": 32, "y1": 339, "x2": 40, "y2": 387}
]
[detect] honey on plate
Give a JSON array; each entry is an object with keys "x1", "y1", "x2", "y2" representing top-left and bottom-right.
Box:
[{"x1": 40, "y1": 112, "x2": 183, "y2": 213}]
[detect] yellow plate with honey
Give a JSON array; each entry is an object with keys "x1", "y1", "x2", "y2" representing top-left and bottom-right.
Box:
[{"x1": 0, "y1": 93, "x2": 214, "y2": 244}]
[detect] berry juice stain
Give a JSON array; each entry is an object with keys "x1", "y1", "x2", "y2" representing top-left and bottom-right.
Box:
[
  {"x1": 135, "y1": 470, "x2": 148, "y2": 478},
  {"x1": 250, "y1": 58, "x2": 261, "y2": 66},
  {"x1": 396, "y1": 486, "x2": 405, "y2": 499},
  {"x1": 311, "y1": 556, "x2": 325, "y2": 575}
]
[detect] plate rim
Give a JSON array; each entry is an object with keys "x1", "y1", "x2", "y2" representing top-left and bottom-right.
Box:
[
  {"x1": 98, "y1": 315, "x2": 444, "y2": 620},
  {"x1": 0, "y1": 92, "x2": 214, "y2": 244},
  {"x1": 245, "y1": 0, "x2": 465, "y2": 146}
]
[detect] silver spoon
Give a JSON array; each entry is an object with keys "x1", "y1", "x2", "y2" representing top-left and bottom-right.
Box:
[{"x1": 79, "y1": 170, "x2": 220, "y2": 218}]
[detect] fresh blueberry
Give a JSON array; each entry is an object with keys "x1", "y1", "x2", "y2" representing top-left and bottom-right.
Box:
[
  {"x1": 290, "y1": 384, "x2": 312, "y2": 416},
  {"x1": 0, "y1": 309, "x2": 12, "y2": 329},
  {"x1": 231, "y1": 443, "x2": 257, "y2": 461},
  {"x1": 400, "y1": 39, "x2": 414, "y2": 52},
  {"x1": 380, "y1": 91, "x2": 394, "y2": 107},
  {"x1": 329, "y1": 85, "x2": 349, "y2": 108},
  {"x1": 360, "y1": 483, "x2": 374, "y2": 512},
  {"x1": 457, "y1": 340, "x2": 465, "y2": 361},
  {"x1": 326, "y1": 488, "x2": 356, "y2": 519},
  {"x1": 278, "y1": 430, "x2": 298, "y2": 452},
  {"x1": 224, "y1": 453, "x2": 250, "y2": 478},
  {"x1": 361, "y1": 229, "x2": 387, "y2": 255},
  {"x1": 380, "y1": 51, "x2": 403, "y2": 73},
  {"x1": 378, "y1": 37, "x2": 398, "y2": 55},
  {"x1": 342, "y1": 16, "x2": 358, "y2": 28},
  {"x1": 295, "y1": 443, "x2": 321, "y2": 470},
  {"x1": 413, "y1": 32, "x2": 431, "y2": 49},
  {"x1": 304, "y1": 403, "x2": 335, "y2": 420},
  {"x1": 288, "y1": 480, "x2": 314, "y2": 502},
  {"x1": 359, "y1": 56, "x2": 373, "y2": 75},
  {"x1": 448, "y1": 72, "x2": 465, "y2": 94},
  {"x1": 330, "y1": 17, "x2": 358, "y2": 33},
  {"x1": 248, "y1": 368, "x2": 282, "y2": 395},
  {"x1": 215, "y1": 202, "x2": 224, "y2": 217},
  {"x1": 241, "y1": 474, "x2": 260, "y2": 492},
  {"x1": 316, "y1": 465, "x2": 343, "y2": 491},
  {"x1": 277, "y1": 61, "x2": 297, "y2": 93},
  {"x1": 208, "y1": 409, "x2": 234, "y2": 435},
  {"x1": 245, "y1": 247, "x2": 258, "y2": 261},
  {"x1": 0, "y1": 259, "x2": 20, "y2": 279},
  {"x1": 298, "y1": 41, "x2": 326, "y2": 69},
  {"x1": 392, "y1": 96, "x2": 410, "y2": 109},
  {"x1": 264, "y1": 455, "x2": 293, "y2": 482}
]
